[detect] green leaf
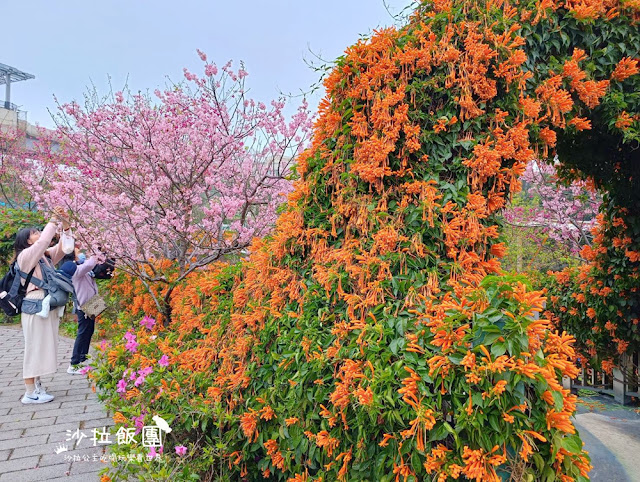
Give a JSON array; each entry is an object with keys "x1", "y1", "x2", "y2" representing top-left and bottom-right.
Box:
[
  {"x1": 428, "y1": 422, "x2": 450, "y2": 442},
  {"x1": 552, "y1": 390, "x2": 564, "y2": 411},
  {"x1": 491, "y1": 342, "x2": 507, "y2": 357},
  {"x1": 488, "y1": 415, "x2": 501, "y2": 433},
  {"x1": 562, "y1": 435, "x2": 583, "y2": 454},
  {"x1": 389, "y1": 338, "x2": 405, "y2": 356}
]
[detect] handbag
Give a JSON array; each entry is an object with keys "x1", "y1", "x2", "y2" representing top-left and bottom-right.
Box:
[{"x1": 81, "y1": 293, "x2": 107, "y2": 317}]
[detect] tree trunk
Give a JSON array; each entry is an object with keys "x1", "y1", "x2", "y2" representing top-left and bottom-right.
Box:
[{"x1": 162, "y1": 286, "x2": 175, "y2": 327}]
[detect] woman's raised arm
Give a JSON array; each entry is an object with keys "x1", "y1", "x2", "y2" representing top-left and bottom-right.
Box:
[{"x1": 16, "y1": 221, "x2": 59, "y2": 273}]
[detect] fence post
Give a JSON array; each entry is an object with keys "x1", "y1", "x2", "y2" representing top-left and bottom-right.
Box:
[{"x1": 613, "y1": 361, "x2": 629, "y2": 405}]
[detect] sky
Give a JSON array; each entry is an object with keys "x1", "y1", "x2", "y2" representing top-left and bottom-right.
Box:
[{"x1": 3, "y1": 0, "x2": 412, "y2": 129}]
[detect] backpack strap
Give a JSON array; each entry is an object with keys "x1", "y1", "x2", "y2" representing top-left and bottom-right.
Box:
[
  {"x1": 17, "y1": 261, "x2": 46, "y2": 289},
  {"x1": 9, "y1": 264, "x2": 36, "y2": 297},
  {"x1": 21, "y1": 267, "x2": 36, "y2": 294}
]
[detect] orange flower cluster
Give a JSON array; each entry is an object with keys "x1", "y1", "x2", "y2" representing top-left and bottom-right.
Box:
[
  {"x1": 101, "y1": 0, "x2": 638, "y2": 479},
  {"x1": 545, "y1": 202, "x2": 640, "y2": 368}
]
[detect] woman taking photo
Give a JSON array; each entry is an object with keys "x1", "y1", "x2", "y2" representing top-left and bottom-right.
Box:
[
  {"x1": 15, "y1": 206, "x2": 73, "y2": 404},
  {"x1": 63, "y1": 249, "x2": 104, "y2": 374}
]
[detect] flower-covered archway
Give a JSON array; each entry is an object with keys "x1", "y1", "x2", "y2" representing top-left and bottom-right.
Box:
[{"x1": 100, "y1": 0, "x2": 639, "y2": 479}]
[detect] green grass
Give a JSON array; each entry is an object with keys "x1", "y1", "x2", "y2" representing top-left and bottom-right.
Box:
[{"x1": 60, "y1": 314, "x2": 78, "y2": 338}]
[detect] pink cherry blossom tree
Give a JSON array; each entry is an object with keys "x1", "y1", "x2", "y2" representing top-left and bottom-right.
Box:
[
  {"x1": 28, "y1": 52, "x2": 312, "y2": 322},
  {"x1": 503, "y1": 159, "x2": 601, "y2": 262}
]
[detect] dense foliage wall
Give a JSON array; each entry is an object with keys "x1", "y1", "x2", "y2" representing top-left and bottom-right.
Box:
[
  {"x1": 543, "y1": 201, "x2": 640, "y2": 371},
  {"x1": 93, "y1": 0, "x2": 639, "y2": 480}
]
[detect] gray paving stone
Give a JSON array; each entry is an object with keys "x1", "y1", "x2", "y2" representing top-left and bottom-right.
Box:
[
  {"x1": 32, "y1": 407, "x2": 84, "y2": 420},
  {"x1": 23, "y1": 422, "x2": 81, "y2": 438},
  {"x1": 0, "y1": 435, "x2": 48, "y2": 452},
  {"x1": 59, "y1": 400, "x2": 90, "y2": 410},
  {"x1": 40, "y1": 445, "x2": 105, "y2": 468},
  {"x1": 48, "y1": 427, "x2": 95, "y2": 445},
  {"x1": 38, "y1": 451, "x2": 74, "y2": 468},
  {"x1": 0, "y1": 429, "x2": 24, "y2": 442},
  {"x1": 68, "y1": 375, "x2": 92, "y2": 383},
  {"x1": 61, "y1": 411, "x2": 113, "y2": 425},
  {"x1": 0, "y1": 379, "x2": 23, "y2": 386},
  {"x1": 0, "y1": 455, "x2": 40, "y2": 475},
  {"x1": 83, "y1": 417, "x2": 114, "y2": 429},
  {"x1": 9, "y1": 442, "x2": 54, "y2": 460},
  {"x1": 58, "y1": 393, "x2": 91, "y2": 403},
  {"x1": 50, "y1": 474, "x2": 104, "y2": 482},
  {"x1": 0, "y1": 412, "x2": 33, "y2": 425},
  {"x1": 69, "y1": 458, "x2": 109, "y2": 474},
  {"x1": 32, "y1": 380, "x2": 73, "y2": 391},
  {"x1": 0, "y1": 369, "x2": 22, "y2": 376},
  {"x1": 85, "y1": 404, "x2": 109, "y2": 415},
  {"x1": 0, "y1": 326, "x2": 107, "y2": 479},
  {"x1": 64, "y1": 387, "x2": 96, "y2": 398},
  {"x1": 4, "y1": 379, "x2": 31, "y2": 386},
  {"x1": 0, "y1": 462, "x2": 72, "y2": 481},
  {"x1": 36, "y1": 375, "x2": 56, "y2": 383},
  {"x1": 8, "y1": 402, "x2": 63, "y2": 415},
  {"x1": 0, "y1": 395, "x2": 24, "y2": 405},
  {"x1": 0, "y1": 416, "x2": 57, "y2": 432},
  {"x1": 0, "y1": 449, "x2": 10, "y2": 462}
]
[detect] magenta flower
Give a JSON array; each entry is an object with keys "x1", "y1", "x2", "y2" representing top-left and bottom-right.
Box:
[
  {"x1": 133, "y1": 414, "x2": 145, "y2": 433},
  {"x1": 158, "y1": 355, "x2": 169, "y2": 367},
  {"x1": 117, "y1": 379, "x2": 127, "y2": 393},
  {"x1": 134, "y1": 366, "x2": 154, "y2": 387},
  {"x1": 124, "y1": 331, "x2": 138, "y2": 353},
  {"x1": 175, "y1": 445, "x2": 187, "y2": 456},
  {"x1": 140, "y1": 315, "x2": 156, "y2": 330}
]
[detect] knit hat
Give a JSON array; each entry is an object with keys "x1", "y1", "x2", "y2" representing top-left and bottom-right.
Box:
[{"x1": 59, "y1": 261, "x2": 77, "y2": 279}]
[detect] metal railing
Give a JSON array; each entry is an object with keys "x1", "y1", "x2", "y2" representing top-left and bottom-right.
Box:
[
  {"x1": 564, "y1": 352, "x2": 639, "y2": 404},
  {"x1": 2, "y1": 101, "x2": 18, "y2": 111}
]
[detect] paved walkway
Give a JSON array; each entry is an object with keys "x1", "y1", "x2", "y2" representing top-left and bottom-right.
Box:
[
  {"x1": 0, "y1": 324, "x2": 112, "y2": 481},
  {"x1": 574, "y1": 395, "x2": 640, "y2": 482}
]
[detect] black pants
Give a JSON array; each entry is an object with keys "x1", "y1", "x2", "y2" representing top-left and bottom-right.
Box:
[{"x1": 71, "y1": 309, "x2": 95, "y2": 365}]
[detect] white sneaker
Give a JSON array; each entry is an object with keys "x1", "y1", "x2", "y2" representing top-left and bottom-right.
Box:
[
  {"x1": 34, "y1": 385, "x2": 51, "y2": 397},
  {"x1": 21, "y1": 392, "x2": 54, "y2": 404},
  {"x1": 67, "y1": 365, "x2": 82, "y2": 375}
]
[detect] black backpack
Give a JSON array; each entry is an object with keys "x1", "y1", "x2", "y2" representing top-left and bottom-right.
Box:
[{"x1": 0, "y1": 263, "x2": 36, "y2": 317}]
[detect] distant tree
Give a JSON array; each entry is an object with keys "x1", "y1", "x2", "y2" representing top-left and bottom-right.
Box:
[
  {"x1": 0, "y1": 128, "x2": 37, "y2": 209},
  {"x1": 503, "y1": 160, "x2": 601, "y2": 271}
]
